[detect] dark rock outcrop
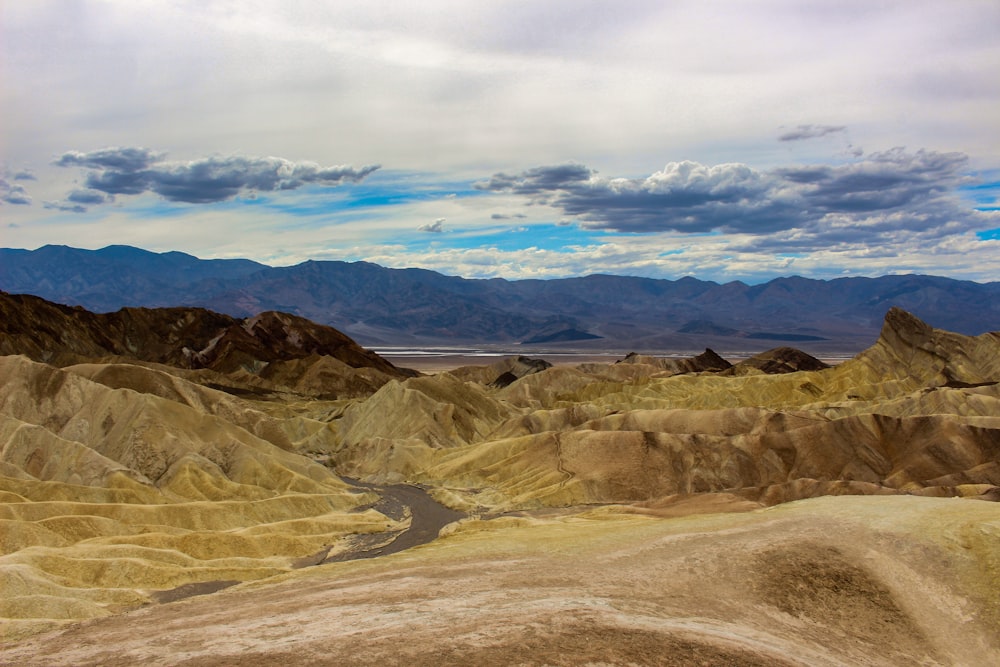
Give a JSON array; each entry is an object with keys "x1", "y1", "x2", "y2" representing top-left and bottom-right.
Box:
[
  {"x1": 0, "y1": 291, "x2": 414, "y2": 383},
  {"x1": 488, "y1": 356, "x2": 553, "y2": 387},
  {"x1": 617, "y1": 348, "x2": 733, "y2": 374},
  {"x1": 727, "y1": 347, "x2": 830, "y2": 375}
]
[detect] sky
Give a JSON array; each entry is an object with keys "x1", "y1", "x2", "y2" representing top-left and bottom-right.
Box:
[{"x1": 2, "y1": 0, "x2": 999, "y2": 284}]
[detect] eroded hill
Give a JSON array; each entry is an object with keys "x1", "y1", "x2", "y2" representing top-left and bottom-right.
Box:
[{"x1": 1, "y1": 297, "x2": 998, "y2": 664}]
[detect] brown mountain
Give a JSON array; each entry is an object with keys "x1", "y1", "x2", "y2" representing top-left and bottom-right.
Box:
[
  {"x1": 0, "y1": 291, "x2": 415, "y2": 394},
  {"x1": 724, "y1": 346, "x2": 830, "y2": 375}
]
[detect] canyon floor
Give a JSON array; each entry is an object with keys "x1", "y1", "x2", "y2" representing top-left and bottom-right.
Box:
[
  {"x1": 4, "y1": 495, "x2": 998, "y2": 666},
  {"x1": 1, "y1": 297, "x2": 999, "y2": 665}
]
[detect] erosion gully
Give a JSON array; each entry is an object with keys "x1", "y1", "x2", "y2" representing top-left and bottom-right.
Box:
[
  {"x1": 320, "y1": 478, "x2": 467, "y2": 563},
  {"x1": 154, "y1": 478, "x2": 466, "y2": 604}
]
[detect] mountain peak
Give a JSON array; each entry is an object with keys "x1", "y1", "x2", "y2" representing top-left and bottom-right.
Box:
[
  {"x1": 860, "y1": 306, "x2": 1000, "y2": 388},
  {"x1": 882, "y1": 306, "x2": 934, "y2": 341}
]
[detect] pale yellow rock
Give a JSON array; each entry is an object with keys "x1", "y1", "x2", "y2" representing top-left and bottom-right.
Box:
[
  {"x1": 0, "y1": 356, "x2": 397, "y2": 631},
  {"x1": 3, "y1": 495, "x2": 997, "y2": 664},
  {"x1": 1, "y1": 307, "x2": 998, "y2": 652}
]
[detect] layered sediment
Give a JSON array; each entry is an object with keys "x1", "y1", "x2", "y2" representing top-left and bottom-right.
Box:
[{"x1": 1, "y1": 297, "x2": 998, "y2": 664}]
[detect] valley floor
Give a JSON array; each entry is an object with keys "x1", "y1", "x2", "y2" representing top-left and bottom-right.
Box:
[
  {"x1": 379, "y1": 351, "x2": 852, "y2": 375},
  {"x1": 2, "y1": 495, "x2": 998, "y2": 666}
]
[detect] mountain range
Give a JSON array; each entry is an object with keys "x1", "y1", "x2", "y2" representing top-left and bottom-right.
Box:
[{"x1": 3, "y1": 244, "x2": 999, "y2": 351}]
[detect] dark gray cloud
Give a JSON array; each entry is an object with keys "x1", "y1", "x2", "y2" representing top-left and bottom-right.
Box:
[
  {"x1": 0, "y1": 177, "x2": 32, "y2": 205},
  {"x1": 490, "y1": 212, "x2": 527, "y2": 220},
  {"x1": 13, "y1": 170, "x2": 37, "y2": 181},
  {"x1": 56, "y1": 147, "x2": 163, "y2": 172},
  {"x1": 476, "y1": 163, "x2": 593, "y2": 195},
  {"x1": 67, "y1": 189, "x2": 112, "y2": 205},
  {"x1": 778, "y1": 124, "x2": 847, "y2": 142},
  {"x1": 478, "y1": 160, "x2": 778, "y2": 233},
  {"x1": 82, "y1": 167, "x2": 151, "y2": 196},
  {"x1": 476, "y1": 149, "x2": 995, "y2": 246},
  {"x1": 43, "y1": 201, "x2": 87, "y2": 213},
  {"x1": 54, "y1": 147, "x2": 380, "y2": 205},
  {"x1": 773, "y1": 148, "x2": 968, "y2": 213}
]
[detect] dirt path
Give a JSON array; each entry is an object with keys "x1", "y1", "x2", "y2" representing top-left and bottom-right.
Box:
[{"x1": 324, "y1": 478, "x2": 466, "y2": 563}]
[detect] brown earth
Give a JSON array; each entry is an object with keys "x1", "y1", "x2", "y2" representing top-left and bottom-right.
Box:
[
  {"x1": 0, "y1": 291, "x2": 415, "y2": 398},
  {"x1": 1, "y1": 299, "x2": 999, "y2": 663},
  {"x1": 2, "y1": 496, "x2": 997, "y2": 666}
]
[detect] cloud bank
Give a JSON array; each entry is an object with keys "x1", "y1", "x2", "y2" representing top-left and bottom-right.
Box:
[
  {"x1": 476, "y1": 149, "x2": 994, "y2": 249},
  {"x1": 0, "y1": 165, "x2": 34, "y2": 205},
  {"x1": 53, "y1": 147, "x2": 380, "y2": 207}
]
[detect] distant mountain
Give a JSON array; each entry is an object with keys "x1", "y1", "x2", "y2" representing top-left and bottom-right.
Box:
[
  {"x1": 0, "y1": 245, "x2": 266, "y2": 313},
  {"x1": 2, "y1": 244, "x2": 999, "y2": 350},
  {"x1": 522, "y1": 328, "x2": 604, "y2": 344}
]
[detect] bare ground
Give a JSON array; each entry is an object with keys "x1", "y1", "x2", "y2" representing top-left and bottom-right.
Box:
[{"x1": 2, "y1": 495, "x2": 997, "y2": 667}]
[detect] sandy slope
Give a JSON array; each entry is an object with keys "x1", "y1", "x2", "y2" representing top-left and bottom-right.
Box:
[
  {"x1": 2, "y1": 495, "x2": 998, "y2": 666},
  {"x1": 0, "y1": 355, "x2": 399, "y2": 638},
  {"x1": 2, "y1": 303, "x2": 999, "y2": 663}
]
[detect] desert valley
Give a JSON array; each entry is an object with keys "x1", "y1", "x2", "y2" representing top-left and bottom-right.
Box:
[
  {"x1": 5, "y1": 1, "x2": 1000, "y2": 664},
  {"x1": 1, "y1": 285, "x2": 999, "y2": 665}
]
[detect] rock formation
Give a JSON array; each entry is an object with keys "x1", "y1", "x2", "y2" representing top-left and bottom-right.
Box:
[
  {"x1": 327, "y1": 307, "x2": 1000, "y2": 509},
  {"x1": 0, "y1": 297, "x2": 998, "y2": 663},
  {"x1": 724, "y1": 346, "x2": 829, "y2": 375},
  {"x1": 0, "y1": 291, "x2": 414, "y2": 398}
]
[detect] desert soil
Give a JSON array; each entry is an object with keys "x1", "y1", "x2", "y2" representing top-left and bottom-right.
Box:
[
  {"x1": 3, "y1": 308, "x2": 999, "y2": 665},
  {"x1": 2, "y1": 495, "x2": 997, "y2": 667}
]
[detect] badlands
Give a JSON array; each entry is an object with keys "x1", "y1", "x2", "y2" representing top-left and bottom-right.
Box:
[{"x1": 1, "y1": 292, "x2": 999, "y2": 665}]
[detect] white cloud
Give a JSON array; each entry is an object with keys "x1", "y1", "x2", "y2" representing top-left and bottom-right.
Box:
[
  {"x1": 5, "y1": 1, "x2": 999, "y2": 172},
  {"x1": 2, "y1": 1, "x2": 999, "y2": 285}
]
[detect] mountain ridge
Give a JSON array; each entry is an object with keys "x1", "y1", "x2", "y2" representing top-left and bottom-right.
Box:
[
  {"x1": 0, "y1": 291, "x2": 416, "y2": 399},
  {"x1": 3, "y1": 244, "x2": 999, "y2": 349}
]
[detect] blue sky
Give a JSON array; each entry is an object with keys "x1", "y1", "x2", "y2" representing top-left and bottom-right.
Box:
[{"x1": 2, "y1": 1, "x2": 999, "y2": 283}]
